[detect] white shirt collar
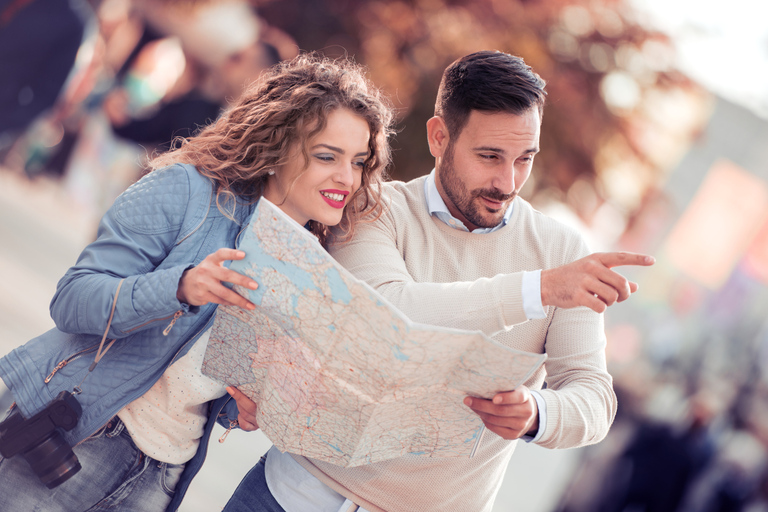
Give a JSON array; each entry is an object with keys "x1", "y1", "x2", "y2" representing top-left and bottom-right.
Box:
[{"x1": 424, "y1": 169, "x2": 514, "y2": 234}]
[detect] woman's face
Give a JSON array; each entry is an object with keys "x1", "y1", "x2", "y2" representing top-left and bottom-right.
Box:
[{"x1": 263, "y1": 108, "x2": 370, "y2": 227}]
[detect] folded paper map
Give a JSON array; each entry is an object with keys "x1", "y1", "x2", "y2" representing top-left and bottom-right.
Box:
[{"x1": 202, "y1": 198, "x2": 546, "y2": 467}]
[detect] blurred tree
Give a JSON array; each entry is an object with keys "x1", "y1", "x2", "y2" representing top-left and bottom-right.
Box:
[{"x1": 254, "y1": 0, "x2": 706, "y2": 223}]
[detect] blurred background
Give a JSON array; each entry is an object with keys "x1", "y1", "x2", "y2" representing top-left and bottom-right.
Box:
[{"x1": 2, "y1": 0, "x2": 768, "y2": 510}]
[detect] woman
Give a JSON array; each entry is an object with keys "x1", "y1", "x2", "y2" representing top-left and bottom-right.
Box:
[{"x1": 0, "y1": 53, "x2": 393, "y2": 512}]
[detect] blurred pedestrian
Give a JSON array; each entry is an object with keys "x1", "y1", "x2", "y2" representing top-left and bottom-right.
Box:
[
  {"x1": 0, "y1": 0, "x2": 92, "y2": 138},
  {"x1": 103, "y1": 0, "x2": 285, "y2": 151},
  {"x1": 104, "y1": 40, "x2": 281, "y2": 151}
]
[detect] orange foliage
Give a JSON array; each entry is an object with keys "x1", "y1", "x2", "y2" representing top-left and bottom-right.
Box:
[{"x1": 255, "y1": 0, "x2": 700, "y2": 212}]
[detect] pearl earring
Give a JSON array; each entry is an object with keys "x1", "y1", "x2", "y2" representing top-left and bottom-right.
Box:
[{"x1": 267, "y1": 170, "x2": 275, "y2": 176}]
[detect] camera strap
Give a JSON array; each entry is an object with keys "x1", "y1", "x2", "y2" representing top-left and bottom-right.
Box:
[{"x1": 73, "y1": 279, "x2": 124, "y2": 394}]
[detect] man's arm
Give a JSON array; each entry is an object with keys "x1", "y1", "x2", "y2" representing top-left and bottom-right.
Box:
[
  {"x1": 464, "y1": 305, "x2": 616, "y2": 447},
  {"x1": 331, "y1": 211, "x2": 529, "y2": 336},
  {"x1": 331, "y1": 205, "x2": 653, "y2": 337},
  {"x1": 332, "y1": 204, "x2": 651, "y2": 448}
]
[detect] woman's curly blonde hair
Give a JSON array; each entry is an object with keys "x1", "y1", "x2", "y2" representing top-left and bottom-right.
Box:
[{"x1": 150, "y1": 52, "x2": 395, "y2": 245}]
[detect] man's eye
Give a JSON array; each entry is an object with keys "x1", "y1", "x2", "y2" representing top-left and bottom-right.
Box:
[{"x1": 480, "y1": 154, "x2": 497, "y2": 160}]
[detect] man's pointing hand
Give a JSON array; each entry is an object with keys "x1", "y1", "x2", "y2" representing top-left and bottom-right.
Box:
[{"x1": 541, "y1": 252, "x2": 655, "y2": 313}]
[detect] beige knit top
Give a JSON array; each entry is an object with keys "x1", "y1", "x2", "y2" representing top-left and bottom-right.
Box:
[{"x1": 292, "y1": 176, "x2": 617, "y2": 512}]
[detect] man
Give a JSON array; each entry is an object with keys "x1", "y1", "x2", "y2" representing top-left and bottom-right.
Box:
[{"x1": 225, "y1": 50, "x2": 654, "y2": 512}]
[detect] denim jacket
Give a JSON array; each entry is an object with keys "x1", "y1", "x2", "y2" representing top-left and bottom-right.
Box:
[{"x1": 0, "y1": 163, "x2": 256, "y2": 511}]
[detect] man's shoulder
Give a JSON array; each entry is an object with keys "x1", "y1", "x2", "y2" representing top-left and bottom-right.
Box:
[
  {"x1": 378, "y1": 175, "x2": 429, "y2": 219},
  {"x1": 512, "y1": 198, "x2": 590, "y2": 262},
  {"x1": 341, "y1": 175, "x2": 431, "y2": 243},
  {"x1": 382, "y1": 175, "x2": 427, "y2": 198},
  {"x1": 516, "y1": 198, "x2": 583, "y2": 238}
]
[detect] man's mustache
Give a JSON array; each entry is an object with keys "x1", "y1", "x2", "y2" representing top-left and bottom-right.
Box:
[{"x1": 474, "y1": 189, "x2": 514, "y2": 202}]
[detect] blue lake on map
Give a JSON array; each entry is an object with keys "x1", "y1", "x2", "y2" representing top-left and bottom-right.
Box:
[
  {"x1": 323, "y1": 267, "x2": 352, "y2": 304},
  {"x1": 233, "y1": 227, "x2": 358, "y2": 318}
]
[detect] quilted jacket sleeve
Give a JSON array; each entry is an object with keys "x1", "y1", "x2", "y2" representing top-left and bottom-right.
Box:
[{"x1": 50, "y1": 165, "x2": 204, "y2": 337}]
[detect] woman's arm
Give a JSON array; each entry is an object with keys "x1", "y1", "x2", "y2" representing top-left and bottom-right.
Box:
[{"x1": 50, "y1": 166, "x2": 196, "y2": 336}]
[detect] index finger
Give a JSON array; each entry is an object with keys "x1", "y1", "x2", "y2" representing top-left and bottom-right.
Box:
[
  {"x1": 598, "y1": 252, "x2": 655, "y2": 269},
  {"x1": 210, "y1": 248, "x2": 246, "y2": 264},
  {"x1": 219, "y1": 267, "x2": 259, "y2": 290}
]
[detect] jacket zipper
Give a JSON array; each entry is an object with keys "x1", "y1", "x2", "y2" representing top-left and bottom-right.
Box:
[
  {"x1": 234, "y1": 200, "x2": 257, "y2": 247},
  {"x1": 235, "y1": 222, "x2": 249, "y2": 247},
  {"x1": 44, "y1": 307, "x2": 186, "y2": 384},
  {"x1": 162, "y1": 310, "x2": 184, "y2": 336},
  {"x1": 124, "y1": 309, "x2": 184, "y2": 335},
  {"x1": 44, "y1": 343, "x2": 101, "y2": 383},
  {"x1": 216, "y1": 395, "x2": 237, "y2": 443},
  {"x1": 70, "y1": 314, "x2": 212, "y2": 450},
  {"x1": 176, "y1": 191, "x2": 212, "y2": 245},
  {"x1": 218, "y1": 419, "x2": 239, "y2": 443}
]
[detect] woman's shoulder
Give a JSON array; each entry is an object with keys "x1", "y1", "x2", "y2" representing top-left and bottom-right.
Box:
[
  {"x1": 130, "y1": 163, "x2": 211, "y2": 195},
  {"x1": 110, "y1": 163, "x2": 213, "y2": 233}
]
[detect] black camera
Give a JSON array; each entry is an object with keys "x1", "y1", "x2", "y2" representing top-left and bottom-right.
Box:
[{"x1": 0, "y1": 391, "x2": 82, "y2": 489}]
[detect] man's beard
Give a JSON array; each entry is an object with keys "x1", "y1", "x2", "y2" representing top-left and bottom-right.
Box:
[{"x1": 439, "y1": 145, "x2": 514, "y2": 229}]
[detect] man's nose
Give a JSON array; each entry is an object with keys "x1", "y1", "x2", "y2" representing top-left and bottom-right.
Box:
[{"x1": 491, "y1": 166, "x2": 515, "y2": 195}]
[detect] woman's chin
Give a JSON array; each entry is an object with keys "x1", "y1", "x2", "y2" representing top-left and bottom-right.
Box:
[{"x1": 313, "y1": 212, "x2": 344, "y2": 227}]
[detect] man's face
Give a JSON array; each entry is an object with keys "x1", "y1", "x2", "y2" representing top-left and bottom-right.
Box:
[{"x1": 430, "y1": 109, "x2": 541, "y2": 231}]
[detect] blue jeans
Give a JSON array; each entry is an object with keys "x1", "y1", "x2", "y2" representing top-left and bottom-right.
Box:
[
  {"x1": 223, "y1": 454, "x2": 286, "y2": 512},
  {"x1": 0, "y1": 417, "x2": 184, "y2": 511}
]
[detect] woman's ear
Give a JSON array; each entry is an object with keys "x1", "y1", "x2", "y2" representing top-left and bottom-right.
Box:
[{"x1": 426, "y1": 116, "x2": 449, "y2": 158}]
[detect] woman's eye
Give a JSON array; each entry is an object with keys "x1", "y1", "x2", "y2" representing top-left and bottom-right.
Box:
[
  {"x1": 314, "y1": 154, "x2": 334, "y2": 162},
  {"x1": 353, "y1": 160, "x2": 365, "y2": 169}
]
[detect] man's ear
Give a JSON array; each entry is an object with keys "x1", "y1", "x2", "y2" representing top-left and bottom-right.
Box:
[{"x1": 426, "y1": 116, "x2": 449, "y2": 158}]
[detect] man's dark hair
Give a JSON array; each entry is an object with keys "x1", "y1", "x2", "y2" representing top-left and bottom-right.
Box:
[{"x1": 435, "y1": 50, "x2": 547, "y2": 140}]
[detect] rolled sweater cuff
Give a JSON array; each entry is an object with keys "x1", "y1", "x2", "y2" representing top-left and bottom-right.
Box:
[{"x1": 498, "y1": 272, "x2": 528, "y2": 334}]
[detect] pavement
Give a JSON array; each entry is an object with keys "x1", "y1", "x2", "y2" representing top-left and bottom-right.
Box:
[{"x1": 0, "y1": 169, "x2": 576, "y2": 511}]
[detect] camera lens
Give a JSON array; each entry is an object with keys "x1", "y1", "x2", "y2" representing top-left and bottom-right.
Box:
[{"x1": 21, "y1": 430, "x2": 81, "y2": 489}]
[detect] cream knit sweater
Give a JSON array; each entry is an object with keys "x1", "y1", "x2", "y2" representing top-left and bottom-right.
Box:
[{"x1": 292, "y1": 176, "x2": 617, "y2": 512}]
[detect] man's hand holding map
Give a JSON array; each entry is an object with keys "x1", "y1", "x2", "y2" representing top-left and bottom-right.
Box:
[{"x1": 202, "y1": 198, "x2": 546, "y2": 467}]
